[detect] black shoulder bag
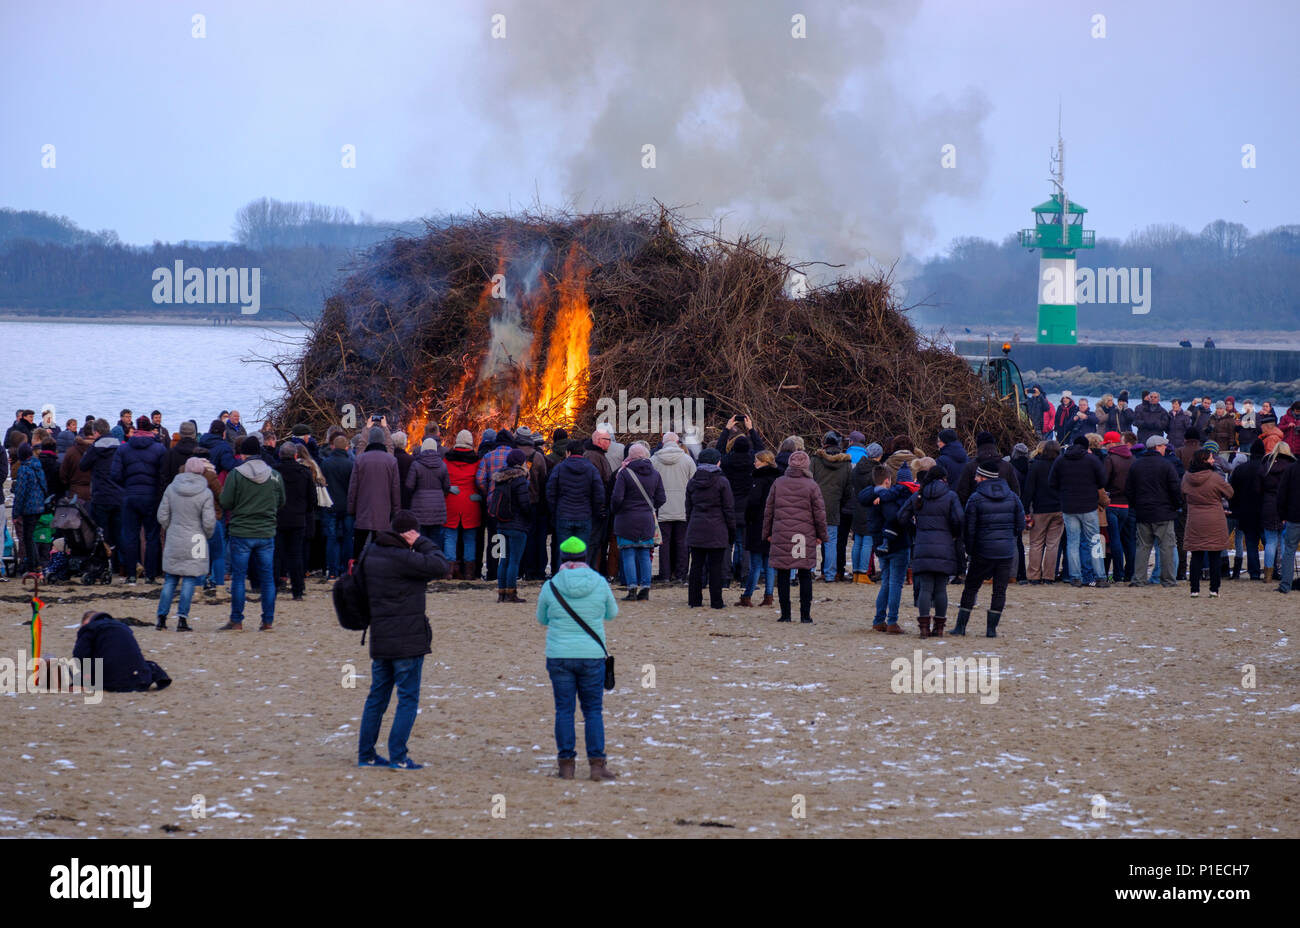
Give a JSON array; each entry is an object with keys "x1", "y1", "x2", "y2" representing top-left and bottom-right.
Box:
[{"x1": 550, "y1": 585, "x2": 615, "y2": 690}]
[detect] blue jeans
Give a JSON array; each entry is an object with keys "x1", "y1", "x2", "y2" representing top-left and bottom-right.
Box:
[
  {"x1": 546, "y1": 657, "x2": 605, "y2": 759},
  {"x1": 497, "y1": 527, "x2": 527, "y2": 589},
  {"x1": 321, "y1": 510, "x2": 354, "y2": 577},
  {"x1": 1063, "y1": 510, "x2": 1105, "y2": 582},
  {"x1": 1263, "y1": 528, "x2": 1282, "y2": 572},
  {"x1": 619, "y1": 545, "x2": 653, "y2": 588},
  {"x1": 821, "y1": 524, "x2": 839, "y2": 581},
  {"x1": 207, "y1": 518, "x2": 226, "y2": 587},
  {"x1": 230, "y1": 535, "x2": 276, "y2": 626},
  {"x1": 874, "y1": 549, "x2": 910, "y2": 623},
  {"x1": 420, "y1": 524, "x2": 444, "y2": 548},
  {"x1": 1106, "y1": 506, "x2": 1137, "y2": 581},
  {"x1": 157, "y1": 574, "x2": 199, "y2": 618},
  {"x1": 442, "y1": 526, "x2": 476, "y2": 562},
  {"x1": 851, "y1": 533, "x2": 872, "y2": 573},
  {"x1": 744, "y1": 551, "x2": 775, "y2": 597},
  {"x1": 1278, "y1": 523, "x2": 1300, "y2": 592},
  {"x1": 555, "y1": 519, "x2": 591, "y2": 558},
  {"x1": 358, "y1": 656, "x2": 424, "y2": 764},
  {"x1": 120, "y1": 495, "x2": 161, "y2": 580}
]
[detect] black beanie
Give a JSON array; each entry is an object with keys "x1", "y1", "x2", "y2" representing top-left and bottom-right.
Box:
[
  {"x1": 391, "y1": 510, "x2": 419, "y2": 534},
  {"x1": 240, "y1": 436, "x2": 261, "y2": 456},
  {"x1": 937, "y1": 428, "x2": 959, "y2": 445},
  {"x1": 975, "y1": 431, "x2": 995, "y2": 447}
]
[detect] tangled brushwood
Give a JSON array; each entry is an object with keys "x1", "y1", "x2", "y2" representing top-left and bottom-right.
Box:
[{"x1": 266, "y1": 205, "x2": 1034, "y2": 450}]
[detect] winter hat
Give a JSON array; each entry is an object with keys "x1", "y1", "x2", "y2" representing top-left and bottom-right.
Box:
[
  {"x1": 1072, "y1": 435, "x2": 1090, "y2": 448},
  {"x1": 788, "y1": 450, "x2": 811, "y2": 469},
  {"x1": 136, "y1": 416, "x2": 153, "y2": 431},
  {"x1": 1061, "y1": 391, "x2": 1073, "y2": 400},
  {"x1": 865, "y1": 442, "x2": 883, "y2": 460},
  {"x1": 627, "y1": 443, "x2": 651, "y2": 461},
  {"x1": 179, "y1": 420, "x2": 197, "y2": 437},
  {"x1": 848, "y1": 431, "x2": 866, "y2": 445},
  {"x1": 1012, "y1": 442, "x2": 1029, "y2": 456},
  {"x1": 559, "y1": 536, "x2": 587, "y2": 558},
  {"x1": 1202, "y1": 440, "x2": 1220, "y2": 454},
  {"x1": 421, "y1": 438, "x2": 439, "y2": 452},
  {"x1": 1103, "y1": 431, "x2": 1121, "y2": 444},
  {"x1": 292, "y1": 423, "x2": 310, "y2": 436},
  {"x1": 367, "y1": 426, "x2": 386, "y2": 445},
  {"x1": 976, "y1": 463, "x2": 1000, "y2": 479},
  {"x1": 937, "y1": 428, "x2": 959, "y2": 445},
  {"x1": 975, "y1": 431, "x2": 995, "y2": 447},
  {"x1": 515, "y1": 426, "x2": 534, "y2": 445},
  {"x1": 732, "y1": 435, "x2": 750, "y2": 454},
  {"x1": 16, "y1": 442, "x2": 33, "y2": 461},
  {"x1": 1145, "y1": 435, "x2": 1169, "y2": 449},
  {"x1": 1185, "y1": 427, "x2": 1201, "y2": 441},
  {"x1": 1249, "y1": 439, "x2": 1265, "y2": 458},
  {"x1": 391, "y1": 510, "x2": 419, "y2": 534},
  {"x1": 495, "y1": 429, "x2": 515, "y2": 446},
  {"x1": 698, "y1": 448, "x2": 722, "y2": 465},
  {"x1": 662, "y1": 431, "x2": 680, "y2": 446},
  {"x1": 822, "y1": 430, "x2": 841, "y2": 448},
  {"x1": 240, "y1": 436, "x2": 261, "y2": 455},
  {"x1": 482, "y1": 428, "x2": 497, "y2": 444},
  {"x1": 567, "y1": 435, "x2": 588, "y2": 453},
  {"x1": 506, "y1": 449, "x2": 528, "y2": 467},
  {"x1": 551, "y1": 427, "x2": 568, "y2": 443},
  {"x1": 1118, "y1": 390, "x2": 1129, "y2": 402},
  {"x1": 454, "y1": 430, "x2": 473, "y2": 450}
]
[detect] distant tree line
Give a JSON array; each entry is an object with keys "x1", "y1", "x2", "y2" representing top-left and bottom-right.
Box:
[
  {"x1": 0, "y1": 200, "x2": 435, "y2": 318},
  {"x1": 908, "y1": 220, "x2": 1300, "y2": 331}
]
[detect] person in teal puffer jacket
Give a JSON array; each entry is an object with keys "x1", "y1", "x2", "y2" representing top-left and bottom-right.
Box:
[
  {"x1": 536, "y1": 535, "x2": 619, "y2": 782},
  {"x1": 12, "y1": 443, "x2": 49, "y2": 574}
]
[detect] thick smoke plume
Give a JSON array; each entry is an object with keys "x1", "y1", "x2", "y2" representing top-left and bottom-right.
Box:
[{"x1": 475, "y1": 0, "x2": 989, "y2": 273}]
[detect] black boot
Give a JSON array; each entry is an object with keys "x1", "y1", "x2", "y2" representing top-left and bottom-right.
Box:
[
  {"x1": 155, "y1": 615, "x2": 167, "y2": 630},
  {"x1": 623, "y1": 588, "x2": 638, "y2": 601},
  {"x1": 951, "y1": 607, "x2": 971, "y2": 636},
  {"x1": 636, "y1": 587, "x2": 650, "y2": 601},
  {"x1": 176, "y1": 616, "x2": 191, "y2": 632},
  {"x1": 985, "y1": 609, "x2": 1001, "y2": 638}
]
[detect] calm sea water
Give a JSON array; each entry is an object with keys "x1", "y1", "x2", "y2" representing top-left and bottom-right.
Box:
[{"x1": 0, "y1": 320, "x2": 304, "y2": 431}]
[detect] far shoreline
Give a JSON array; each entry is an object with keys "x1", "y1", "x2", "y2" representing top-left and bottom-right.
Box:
[{"x1": 0, "y1": 313, "x2": 306, "y2": 328}]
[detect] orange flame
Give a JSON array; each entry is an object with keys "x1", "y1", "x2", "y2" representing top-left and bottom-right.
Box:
[{"x1": 407, "y1": 245, "x2": 591, "y2": 443}]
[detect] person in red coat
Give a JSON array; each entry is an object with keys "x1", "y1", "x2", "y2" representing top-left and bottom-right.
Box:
[{"x1": 442, "y1": 430, "x2": 482, "y2": 579}]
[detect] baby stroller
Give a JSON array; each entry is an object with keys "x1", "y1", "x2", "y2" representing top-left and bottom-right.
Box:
[{"x1": 48, "y1": 494, "x2": 114, "y2": 585}]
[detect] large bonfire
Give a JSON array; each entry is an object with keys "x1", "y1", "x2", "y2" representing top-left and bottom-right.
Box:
[{"x1": 268, "y1": 206, "x2": 1032, "y2": 449}]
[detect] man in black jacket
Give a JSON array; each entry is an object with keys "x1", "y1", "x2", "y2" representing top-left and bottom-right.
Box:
[
  {"x1": 954, "y1": 432, "x2": 1020, "y2": 504},
  {"x1": 1133, "y1": 392, "x2": 1171, "y2": 444},
  {"x1": 1275, "y1": 453, "x2": 1300, "y2": 593},
  {"x1": 1125, "y1": 436, "x2": 1182, "y2": 587},
  {"x1": 953, "y1": 466, "x2": 1024, "y2": 638},
  {"x1": 356, "y1": 510, "x2": 449, "y2": 769},
  {"x1": 72, "y1": 611, "x2": 170, "y2": 692},
  {"x1": 1049, "y1": 436, "x2": 1109, "y2": 587}
]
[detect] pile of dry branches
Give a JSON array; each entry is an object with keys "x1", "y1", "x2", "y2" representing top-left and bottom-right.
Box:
[{"x1": 267, "y1": 205, "x2": 1034, "y2": 452}]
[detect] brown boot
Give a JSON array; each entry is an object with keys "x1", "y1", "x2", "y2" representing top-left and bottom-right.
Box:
[
  {"x1": 760, "y1": 594, "x2": 774, "y2": 606},
  {"x1": 589, "y1": 758, "x2": 617, "y2": 781},
  {"x1": 1264, "y1": 567, "x2": 1274, "y2": 582},
  {"x1": 737, "y1": 595, "x2": 753, "y2": 607},
  {"x1": 918, "y1": 615, "x2": 931, "y2": 638},
  {"x1": 557, "y1": 758, "x2": 576, "y2": 780},
  {"x1": 497, "y1": 589, "x2": 506, "y2": 603},
  {"x1": 506, "y1": 588, "x2": 527, "y2": 603},
  {"x1": 448, "y1": 560, "x2": 461, "y2": 581},
  {"x1": 931, "y1": 616, "x2": 946, "y2": 638}
]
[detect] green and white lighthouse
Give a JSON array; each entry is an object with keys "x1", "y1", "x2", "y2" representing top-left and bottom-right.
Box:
[{"x1": 1019, "y1": 128, "x2": 1094, "y2": 344}]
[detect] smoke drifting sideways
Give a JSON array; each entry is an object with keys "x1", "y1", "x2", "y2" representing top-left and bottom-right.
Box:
[{"x1": 468, "y1": 0, "x2": 990, "y2": 278}]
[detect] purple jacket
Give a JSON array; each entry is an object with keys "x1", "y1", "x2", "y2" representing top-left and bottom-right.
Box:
[
  {"x1": 611, "y1": 458, "x2": 667, "y2": 541},
  {"x1": 347, "y1": 444, "x2": 400, "y2": 531}
]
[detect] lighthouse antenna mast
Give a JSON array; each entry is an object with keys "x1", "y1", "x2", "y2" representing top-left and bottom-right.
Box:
[{"x1": 1049, "y1": 103, "x2": 1068, "y2": 228}]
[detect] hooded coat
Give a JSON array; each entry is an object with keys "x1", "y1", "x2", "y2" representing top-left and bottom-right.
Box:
[
  {"x1": 901, "y1": 477, "x2": 964, "y2": 575},
  {"x1": 936, "y1": 442, "x2": 969, "y2": 473},
  {"x1": 360, "y1": 531, "x2": 449, "y2": 660},
  {"x1": 1260, "y1": 453, "x2": 1295, "y2": 532},
  {"x1": 547, "y1": 454, "x2": 606, "y2": 523},
  {"x1": 761, "y1": 461, "x2": 827, "y2": 570},
  {"x1": 72, "y1": 616, "x2": 159, "y2": 692},
  {"x1": 1228, "y1": 456, "x2": 1264, "y2": 532},
  {"x1": 443, "y1": 447, "x2": 483, "y2": 529},
  {"x1": 1102, "y1": 443, "x2": 1134, "y2": 506},
  {"x1": 111, "y1": 433, "x2": 167, "y2": 502},
  {"x1": 79, "y1": 435, "x2": 125, "y2": 508},
  {"x1": 536, "y1": 564, "x2": 618, "y2": 660},
  {"x1": 1049, "y1": 443, "x2": 1107, "y2": 515},
  {"x1": 963, "y1": 478, "x2": 1025, "y2": 562},
  {"x1": 1210, "y1": 411, "x2": 1239, "y2": 450},
  {"x1": 59, "y1": 435, "x2": 94, "y2": 502},
  {"x1": 1134, "y1": 401, "x2": 1171, "y2": 444},
  {"x1": 611, "y1": 458, "x2": 667, "y2": 541},
  {"x1": 198, "y1": 430, "x2": 237, "y2": 475},
  {"x1": 685, "y1": 465, "x2": 735, "y2": 549},
  {"x1": 650, "y1": 443, "x2": 697, "y2": 522},
  {"x1": 1168, "y1": 409, "x2": 1192, "y2": 448},
  {"x1": 850, "y1": 455, "x2": 878, "y2": 535},
  {"x1": 219, "y1": 458, "x2": 286, "y2": 538},
  {"x1": 157, "y1": 472, "x2": 217, "y2": 576},
  {"x1": 405, "y1": 448, "x2": 451, "y2": 526},
  {"x1": 348, "y1": 445, "x2": 401, "y2": 532},
  {"x1": 489, "y1": 465, "x2": 534, "y2": 532},
  {"x1": 276, "y1": 459, "x2": 316, "y2": 532},
  {"x1": 811, "y1": 448, "x2": 853, "y2": 518},
  {"x1": 319, "y1": 447, "x2": 354, "y2": 516}
]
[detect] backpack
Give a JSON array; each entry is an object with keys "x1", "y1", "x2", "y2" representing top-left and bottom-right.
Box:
[
  {"x1": 487, "y1": 477, "x2": 514, "y2": 522},
  {"x1": 333, "y1": 545, "x2": 372, "y2": 637}
]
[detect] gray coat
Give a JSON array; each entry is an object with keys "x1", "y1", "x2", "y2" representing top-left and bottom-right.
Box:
[
  {"x1": 157, "y1": 472, "x2": 217, "y2": 577},
  {"x1": 405, "y1": 449, "x2": 450, "y2": 526}
]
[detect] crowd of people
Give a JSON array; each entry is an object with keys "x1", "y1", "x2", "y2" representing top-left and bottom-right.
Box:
[{"x1": 4, "y1": 394, "x2": 1298, "y2": 773}]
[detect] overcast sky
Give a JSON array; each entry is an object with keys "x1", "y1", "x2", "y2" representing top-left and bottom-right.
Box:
[{"x1": 2, "y1": 0, "x2": 1295, "y2": 264}]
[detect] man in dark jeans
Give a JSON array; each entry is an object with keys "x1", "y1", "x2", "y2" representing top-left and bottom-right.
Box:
[
  {"x1": 546, "y1": 440, "x2": 605, "y2": 570},
  {"x1": 356, "y1": 510, "x2": 449, "y2": 769},
  {"x1": 110, "y1": 416, "x2": 167, "y2": 584},
  {"x1": 79, "y1": 420, "x2": 125, "y2": 577},
  {"x1": 953, "y1": 466, "x2": 1024, "y2": 637}
]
